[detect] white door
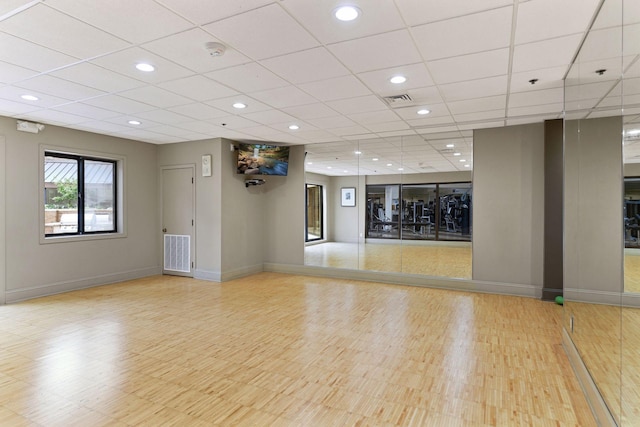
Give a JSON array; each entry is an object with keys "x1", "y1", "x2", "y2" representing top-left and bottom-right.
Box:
[{"x1": 162, "y1": 167, "x2": 194, "y2": 276}]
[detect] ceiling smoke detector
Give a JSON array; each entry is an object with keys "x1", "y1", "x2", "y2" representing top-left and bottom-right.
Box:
[{"x1": 205, "y1": 42, "x2": 226, "y2": 57}]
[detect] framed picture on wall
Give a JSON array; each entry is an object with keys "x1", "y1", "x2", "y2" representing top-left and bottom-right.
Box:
[{"x1": 341, "y1": 187, "x2": 356, "y2": 207}]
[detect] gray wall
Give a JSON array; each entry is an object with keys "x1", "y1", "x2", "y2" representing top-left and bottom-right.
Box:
[
  {"x1": 331, "y1": 175, "x2": 360, "y2": 243},
  {"x1": 564, "y1": 116, "x2": 623, "y2": 303},
  {"x1": 473, "y1": 123, "x2": 545, "y2": 286},
  {"x1": 157, "y1": 139, "x2": 223, "y2": 280},
  {"x1": 1, "y1": 116, "x2": 159, "y2": 302},
  {"x1": 0, "y1": 136, "x2": 5, "y2": 304}
]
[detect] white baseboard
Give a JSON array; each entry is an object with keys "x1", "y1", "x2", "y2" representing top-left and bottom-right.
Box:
[
  {"x1": 193, "y1": 269, "x2": 221, "y2": 282},
  {"x1": 263, "y1": 263, "x2": 541, "y2": 298},
  {"x1": 562, "y1": 329, "x2": 617, "y2": 426},
  {"x1": 5, "y1": 266, "x2": 161, "y2": 303},
  {"x1": 564, "y1": 288, "x2": 624, "y2": 306}
]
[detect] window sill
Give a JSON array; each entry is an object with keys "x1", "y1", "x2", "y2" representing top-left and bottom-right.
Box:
[{"x1": 40, "y1": 231, "x2": 127, "y2": 245}]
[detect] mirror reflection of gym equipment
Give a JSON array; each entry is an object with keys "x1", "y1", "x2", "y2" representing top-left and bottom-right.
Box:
[{"x1": 366, "y1": 182, "x2": 472, "y2": 241}]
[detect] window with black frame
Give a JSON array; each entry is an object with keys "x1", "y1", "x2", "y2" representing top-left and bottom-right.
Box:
[{"x1": 44, "y1": 152, "x2": 117, "y2": 236}]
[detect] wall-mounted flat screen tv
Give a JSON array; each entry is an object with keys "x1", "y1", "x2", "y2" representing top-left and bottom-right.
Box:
[{"x1": 236, "y1": 144, "x2": 289, "y2": 176}]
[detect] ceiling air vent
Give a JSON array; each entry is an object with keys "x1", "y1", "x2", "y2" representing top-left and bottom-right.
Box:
[{"x1": 382, "y1": 93, "x2": 413, "y2": 107}]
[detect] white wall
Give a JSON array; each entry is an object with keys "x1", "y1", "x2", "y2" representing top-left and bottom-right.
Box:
[
  {"x1": 473, "y1": 123, "x2": 545, "y2": 287},
  {"x1": 1, "y1": 116, "x2": 159, "y2": 302}
]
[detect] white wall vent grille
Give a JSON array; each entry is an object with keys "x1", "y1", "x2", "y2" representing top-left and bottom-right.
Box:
[{"x1": 164, "y1": 234, "x2": 190, "y2": 273}]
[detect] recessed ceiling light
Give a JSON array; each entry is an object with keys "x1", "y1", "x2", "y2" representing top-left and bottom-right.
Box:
[
  {"x1": 372, "y1": 158, "x2": 379, "y2": 161},
  {"x1": 446, "y1": 144, "x2": 454, "y2": 148},
  {"x1": 334, "y1": 5, "x2": 360, "y2": 21},
  {"x1": 453, "y1": 152, "x2": 461, "y2": 156},
  {"x1": 628, "y1": 129, "x2": 640, "y2": 136},
  {"x1": 417, "y1": 109, "x2": 430, "y2": 115},
  {"x1": 233, "y1": 102, "x2": 247, "y2": 109},
  {"x1": 21, "y1": 94, "x2": 38, "y2": 101},
  {"x1": 354, "y1": 150, "x2": 362, "y2": 154},
  {"x1": 464, "y1": 164, "x2": 471, "y2": 168},
  {"x1": 390, "y1": 75, "x2": 406, "y2": 84},
  {"x1": 128, "y1": 120, "x2": 141, "y2": 125},
  {"x1": 343, "y1": 170, "x2": 349, "y2": 173},
  {"x1": 307, "y1": 162, "x2": 313, "y2": 165},
  {"x1": 327, "y1": 166, "x2": 332, "y2": 169},
  {"x1": 387, "y1": 163, "x2": 392, "y2": 166},
  {"x1": 398, "y1": 168, "x2": 404, "y2": 171},
  {"x1": 136, "y1": 63, "x2": 155, "y2": 72},
  {"x1": 459, "y1": 159, "x2": 466, "y2": 162},
  {"x1": 289, "y1": 124, "x2": 299, "y2": 130}
]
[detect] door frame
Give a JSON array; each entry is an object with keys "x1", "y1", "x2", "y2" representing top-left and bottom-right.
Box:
[{"x1": 160, "y1": 164, "x2": 196, "y2": 277}]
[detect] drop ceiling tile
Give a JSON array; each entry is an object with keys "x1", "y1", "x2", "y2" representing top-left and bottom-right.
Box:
[
  {"x1": 84, "y1": 95, "x2": 157, "y2": 115},
  {"x1": 453, "y1": 109, "x2": 505, "y2": 123},
  {"x1": 207, "y1": 115, "x2": 259, "y2": 130},
  {"x1": 364, "y1": 121, "x2": 410, "y2": 133},
  {"x1": 328, "y1": 30, "x2": 422, "y2": 73},
  {"x1": 515, "y1": 0, "x2": 601, "y2": 45},
  {"x1": 54, "y1": 102, "x2": 122, "y2": 121},
  {"x1": 143, "y1": 28, "x2": 252, "y2": 74},
  {"x1": 119, "y1": 129, "x2": 182, "y2": 143},
  {"x1": 412, "y1": 7, "x2": 512, "y2": 61},
  {"x1": 509, "y1": 66, "x2": 567, "y2": 93},
  {"x1": 144, "y1": 124, "x2": 209, "y2": 139},
  {"x1": 448, "y1": 95, "x2": 506, "y2": 115},
  {"x1": 307, "y1": 115, "x2": 357, "y2": 130},
  {"x1": 0, "y1": 85, "x2": 71, "y2": 108},
  {"x1": 328, "y1": 125, "x2": 371, "y2": 137},
  {"x1": 50, "y1": 63, "x2": 146, "y2": 93},
  {"x1": 406, "y1": 87, "x2": 444, "y2": 105},
  {"x1": 458, "y1": 120, "x2": 505, "y2": 131},
  {"x1": 281, "y1": 0, "x2": 405, "y2": 44},
  {"x1": 295, "y1": 129, "x2": 342, "y2": 143},
  {"x1": 299, "y1": 75, "x2": 372, "y2": 102},
  {"x1": 206, "y1": 62, "x2": 288, "y2": 93},
  {"x1": 155, "y1": 0, "x2": 273, "y2": 25},
  {"x1": 91, "y1": 47, "x2": 195, "y2": 84},
  {"x1": 119, "y1": 86, "x2": 192, "y2": 108},
  {"x1": 509, "y1": 87, "x2": 564, "y2": 108},
  {"x1": 281, "y1": 103, "x2": 339, "y2": 120},
  {"x1": 394, "y1": 103, "x2": 449, "y2": 120},
  {"x1": 241, "y1": 125, "x2": 286, "y2": 138},
  {"x1": 242, "y1": 109, "x2": 297, "y2": 125},
  {"x1": 0, "y1": 61, "x2": 38, "y2": 84},
  {"x1": 0, "y1": 98, "x2": 42, "y2": 115},
  {"x1": 357, "y1": 63, "x2": 435, "y2": 96},
  {"x1": 261, "y1": 47, "x2": 350, "y2": 85},
  {"x1": 250, "y1": 85, "x2": 318, "y2": 108},
  {"x1": 203, "y1": 4, "x2": 319, "y2": 60},
  {"x1": 577, "y1": 27, "x2": 623, "y2": 64},
  {"x1": 406, "y1": 115, "x2": 456, "y2": 128},
  {"x1": 25, "y1": 109, "x2": 90, "y2": 125},
  {"x1": 565, "y1": 80, "x2": 618, "y2": 102},
  {"x1": 170, "y1": 120, "x2": 226, "y2": 135},
  {"x1": 428, "y1": 48, "x2": 509, "y2": 84},
  {"x1": 326, "y1": 95, "x2": 388, "y2": 115},
  {"x1": 204, "y1": 95, "x2": 273, "y2": 115},
  {"x1": 47, "y1": 0, "x2": 194, "y2": 44},
  {"x1": 158, "y1": 75, "x2": 237, "y2": 102},
  {"x1": 134, "y1": 109, "x2": 194, "y2": 125},
  {"x1": 0, "y1": 1, "x2": 38, "y2": 16},
  {"x1": 0, "y1": 32, "x2": 78, "y2": 72},
  {"x1": 70, "y1": 120, "x2": 135, "y2": 134},
  {"x1": 508, "y1": 103, "x2": 564, "y2": 117},
  {"x1": 348, "y1": 110, "x2": 399, "y2": 125},
  {"x1": 439, "y1": 75, "x2": 508, "y2": 102},
  {"x1": 512, "y1": 34, "x2": 583, "y2": 73},
  {"x1": 167, "y1": 103, "x2": 228, "y2": 121},
  {"x1": 0, "y1": 3, "x2": 129, "y2": 59},
  {"x1": 395, "y1": 0, "x2": 513, "y2": 26},
  {"x1": 16, "y1": 75, "x2": 105, "y2": 101}
]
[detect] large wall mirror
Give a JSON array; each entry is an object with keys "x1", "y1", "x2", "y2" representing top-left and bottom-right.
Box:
[
  {"x1": 304, "y1": 134, "x2": 473, "y2": 280},
  {"x1": 564, "y1": 0, "x2": 640, "y2": 424}
]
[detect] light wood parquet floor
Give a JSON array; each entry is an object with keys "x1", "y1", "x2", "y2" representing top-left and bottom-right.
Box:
[
  {"x1": 305, "y1": 242, "x2": 472, "y2": 279},
  {"x1": 0, "y1": 273, "x2": 595, "y2": 426}
]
